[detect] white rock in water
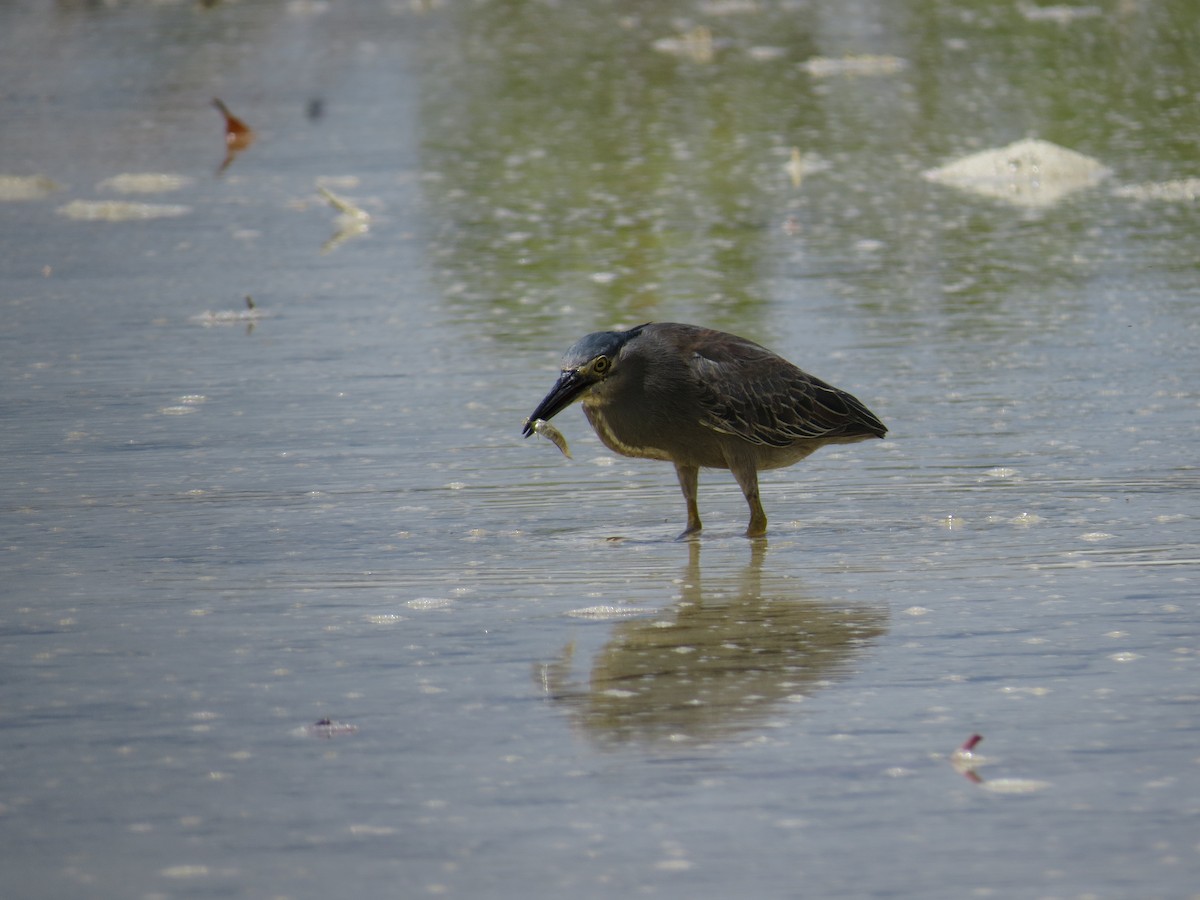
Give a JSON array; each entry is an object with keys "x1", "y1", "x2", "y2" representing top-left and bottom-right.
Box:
[{"x1": 923, "y1": 138, "x2": 1109, "y2": 208}]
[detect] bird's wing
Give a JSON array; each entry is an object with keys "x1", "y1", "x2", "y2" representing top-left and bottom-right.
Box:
[{"x1": 688, "y1": 340, "x2": 882, "y2": 447}]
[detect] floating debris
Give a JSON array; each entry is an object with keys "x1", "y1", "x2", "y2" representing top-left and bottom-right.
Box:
[
  {"x1": 1017, "y1": 2, "x2": 1102, "y2": 24},
  {"x1": 565, "y1": 605, "x2": 645, "y2": 620},
  {"x1": 652, "y1": 25, "x2": 725, "y2": 63},
  {"x1": 159, "y1": 395, "x2": 206, "y2": 416},
  {"x1": 800, "y1": 55, "x2": 907, "y2": 77},
  {"x1": 365, "y1": 613, "x2": 404, "y2": 625},
  {"x1": 190, "y1": 295, "x2": 268, "y2": 327},
  {"x1": 0, "y1": 174, "x2": 62, "y2": 201},
  {"x1": 317, "y1": 185, "x2": 371, "y2": 253},
  {"x1": 301, "y1": 718, "x2": 358, "y2": 739},
  {"x1": 57, "y1": 200, "x2": 191, "y2": 221},
  {"x1": 949, "y1": 733, "x2": 1050, "y2": 793},
  {"x1": 1008, "y1": 512, "x2": 1043, "y2": 528},
  {"x1": 923, "y1": 138, "x2": 1109, "y2": 208},
  {"x1": 1113, "y1": 177, "x2": 1200, "y2": 202},
  {"x1": 786, "y1": 147, "x2": 805, "y2": 189},
  {"x1": 318, "y1": 185, "x2": 368, "y2": 220},
  {"x1": 525, "y1": 417, "x2": 572, "y2": 459},
  {"x1": 213, "y1": 98, "x2": 256, "y2": 174},
  {"x1": 950, "y1": 734, "x2": 987, "y2": 769},
  {"x1": 97, "y1": 173, "x2": 194, "y2": 194},
  {"x1": 977, "y1": 777, "x2": 1052, "y2": 794},
  {"x1": 746, "y1": 45, "x2": 787, "y2": 61},
  {"x1": 406, "y1": 597, "x2": 453, "y2": 610}
]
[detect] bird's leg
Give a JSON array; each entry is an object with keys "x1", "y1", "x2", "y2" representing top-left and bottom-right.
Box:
[
  {"x1": 730, "y1": 463, "x2": 767, "y2": 538},
  {"x1": 674, "y1": 463, "x2": 702, "y2": 538}
]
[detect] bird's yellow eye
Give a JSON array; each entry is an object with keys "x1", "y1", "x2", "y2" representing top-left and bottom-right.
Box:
[{"x1": 592, "y1": 356, "x2": 610, "y2": 376}]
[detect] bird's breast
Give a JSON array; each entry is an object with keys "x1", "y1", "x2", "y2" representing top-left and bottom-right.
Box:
[{"x1": 581, "y1": 400, "x2": 673, "y2": 462}]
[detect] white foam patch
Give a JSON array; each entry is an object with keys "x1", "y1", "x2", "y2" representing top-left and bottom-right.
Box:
[
  {"x1": 58, "y1": 200, "x2": 191, "y2": 221},
  {"x1": 97, "y1": 173, "x2": 194, "y2": 194}
]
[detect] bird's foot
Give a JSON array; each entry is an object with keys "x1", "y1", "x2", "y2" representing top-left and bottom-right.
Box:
[{"x1": 744, "y1": 517, "x2": 768, "y2": 539}]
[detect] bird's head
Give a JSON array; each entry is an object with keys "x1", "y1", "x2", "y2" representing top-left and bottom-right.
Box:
[{"x1": 522, "y1": 325, "x2": 648, "y2": 437}]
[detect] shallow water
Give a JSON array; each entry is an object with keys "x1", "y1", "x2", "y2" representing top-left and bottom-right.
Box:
[{"x1": 1, "y1": 1, "x2": 1198, "y2": 898}]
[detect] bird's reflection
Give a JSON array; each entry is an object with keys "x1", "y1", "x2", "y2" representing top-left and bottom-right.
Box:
[{"x1": 535, "y1": 541, "x2": 887, "y2": 748}]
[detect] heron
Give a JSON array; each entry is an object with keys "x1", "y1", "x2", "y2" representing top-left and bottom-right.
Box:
[{"x1": 523, "y1": 323, "x2": 886, "y2": 538}]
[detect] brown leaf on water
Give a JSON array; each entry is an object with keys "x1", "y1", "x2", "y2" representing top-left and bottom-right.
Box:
[{"x1": 213, "y1": 98, "x2": 256, "y2": 174}]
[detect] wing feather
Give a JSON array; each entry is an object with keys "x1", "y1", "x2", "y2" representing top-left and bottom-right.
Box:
[{"x1": 686, "y1": 336, "x2": 885, "y2": 447}]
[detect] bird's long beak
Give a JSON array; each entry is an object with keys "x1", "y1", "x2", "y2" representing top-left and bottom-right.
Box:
[{"x1": 522, "y1": 369, "x2": 588, "y2": 437}]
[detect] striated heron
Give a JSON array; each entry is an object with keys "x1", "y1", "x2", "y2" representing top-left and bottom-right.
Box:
[{"x1": 522, "y1": 322, "x2": 886, "y2": 538}]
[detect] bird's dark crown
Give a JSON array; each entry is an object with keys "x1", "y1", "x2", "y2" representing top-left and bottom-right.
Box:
[{"x1": 562, "y1": 324, "x2": 649, "y2": 370}]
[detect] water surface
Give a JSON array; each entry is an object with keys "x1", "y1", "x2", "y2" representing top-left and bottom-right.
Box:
[{"x1": 1, "y1": 1, "x2": 1197, "y2": 898}]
